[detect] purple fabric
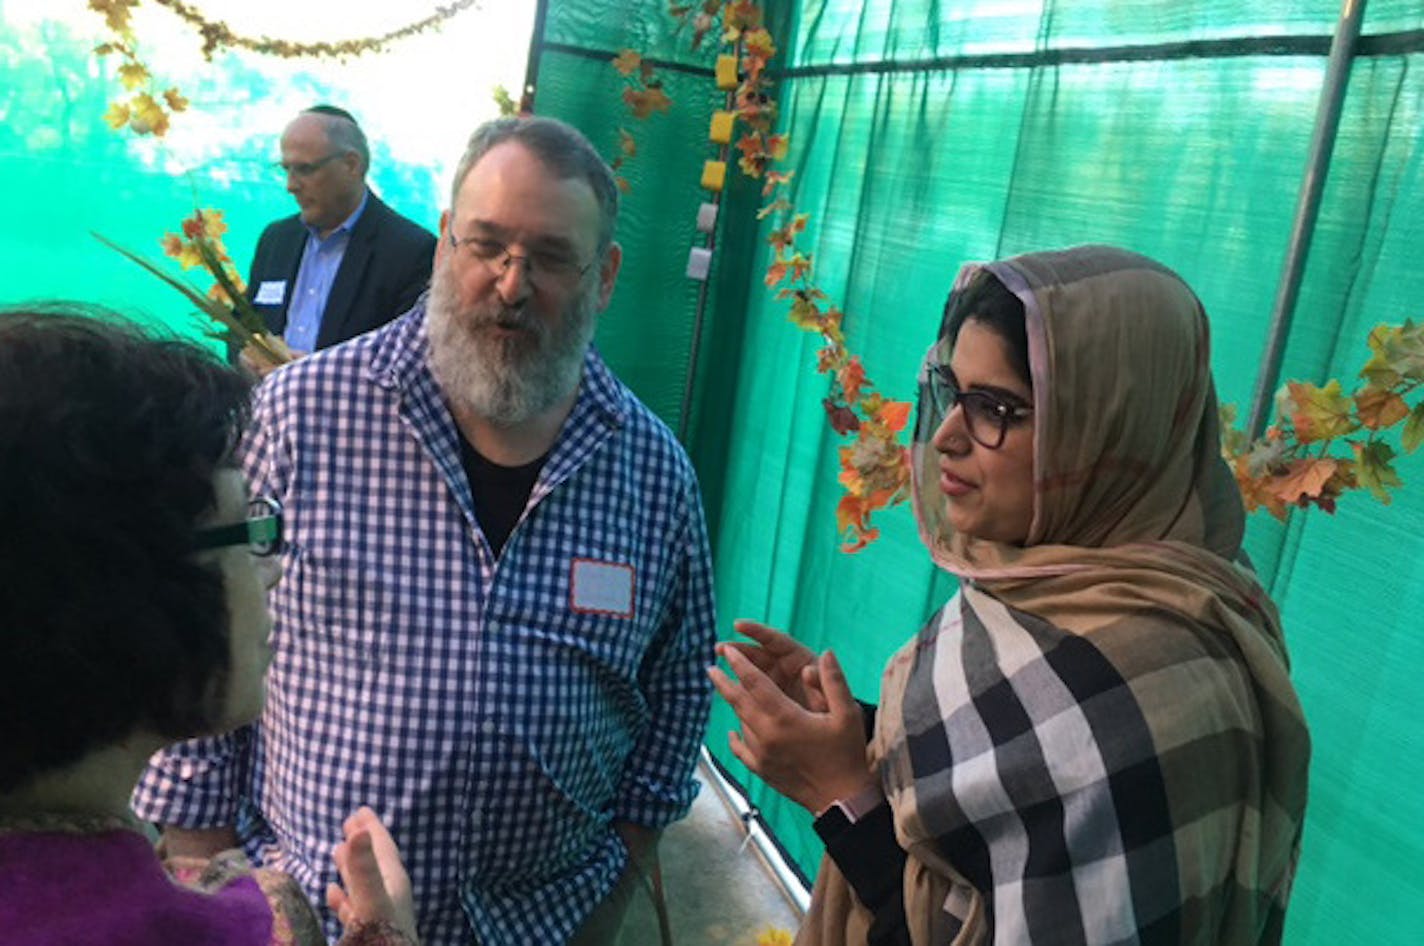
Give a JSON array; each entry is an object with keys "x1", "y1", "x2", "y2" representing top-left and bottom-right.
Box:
[{"x1": 0, "y1": 829, "x2": 273, "y2": 945}]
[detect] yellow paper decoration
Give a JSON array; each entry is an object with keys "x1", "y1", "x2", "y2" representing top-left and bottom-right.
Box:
[
  {"x1": 709, "y1": 110, "x2": 736, "y2": 144},
  {"x1": 701, "y1": 160, "x2": 727, "y2": 192},
  {"x1": 715, "y1": 54, "x2": 739, "y2": 89}
]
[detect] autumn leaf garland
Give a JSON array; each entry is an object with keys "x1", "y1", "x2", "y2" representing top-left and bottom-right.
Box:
[
  {"x1": 89, "y1": 0, "x2": 482, "y2": 138},
  {"x1": 1221, "y1": 320, "x2": 1424, "y2": 518},
  {"x1": 614, "y1": 1, "x2": 913, "y2": 552}
]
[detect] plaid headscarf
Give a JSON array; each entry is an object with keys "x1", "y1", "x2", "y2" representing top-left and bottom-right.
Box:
[{"x1": 799, "y1": 246, "x2": 1309, "y2": 945}]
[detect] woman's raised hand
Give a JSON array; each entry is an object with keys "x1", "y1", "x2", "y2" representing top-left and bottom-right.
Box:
[
  {"x1": 327, "y1": 806, "x2": 418, "y2": 944},
  {"x1": 721, "y1": 619, "x2": 823, "y2": 711},
  {"x1": 710, "y1": 635, "x2": 876, "y2": 815}
]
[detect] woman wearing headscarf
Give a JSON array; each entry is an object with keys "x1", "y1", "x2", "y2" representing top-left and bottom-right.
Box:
[{"x1": 711, "y1": 246, "x2": 1310, "y2": 945}]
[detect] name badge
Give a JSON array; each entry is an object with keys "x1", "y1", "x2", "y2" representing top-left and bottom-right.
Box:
[
  {"x1": 570, "y1": 559, "x2": 635, "y2": 618},
  {"x1": 255, "y1": 280, "x2": 286, "y2": 305}
]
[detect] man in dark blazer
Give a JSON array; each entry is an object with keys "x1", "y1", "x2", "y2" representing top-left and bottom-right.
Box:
[{"x1": 247, "y1": 105, "x2": 435, "y2": 363}]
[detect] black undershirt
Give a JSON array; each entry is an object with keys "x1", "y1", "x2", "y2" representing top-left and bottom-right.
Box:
[{"x1": 456, "y1": 432, "x2": 547, "y2": 556}]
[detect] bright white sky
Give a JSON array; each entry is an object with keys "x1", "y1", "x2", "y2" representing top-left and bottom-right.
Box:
[{"x1": 6, "y1": 0, "x2": 538, "y2": 203}]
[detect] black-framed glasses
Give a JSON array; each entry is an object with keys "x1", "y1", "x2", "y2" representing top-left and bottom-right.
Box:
[
  {"x1": 927, "y1": 365, "x2": 1033, "y2": 450},
  {"x1": 273, "y1": 153, "x2": 344, "y2": 178},
  {"x1": 194, "y1": 496, "x2": 284, "y2": 557},
  {"x1": 447, "y1": 230, "x2": 595, "y2": 291}
]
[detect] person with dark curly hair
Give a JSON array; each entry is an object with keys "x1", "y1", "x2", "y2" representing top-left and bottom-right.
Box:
[{"x1": 0, "y1": 306, "x2": 418, "y2": 946}]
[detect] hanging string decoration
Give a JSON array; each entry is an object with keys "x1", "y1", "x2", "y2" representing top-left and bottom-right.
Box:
[
  {"x1": 89, "y1": 0, "x2": 483, "y2": 137},
  {"x1": 613, "y1": 1, "x2": 912, "y2": 552}
]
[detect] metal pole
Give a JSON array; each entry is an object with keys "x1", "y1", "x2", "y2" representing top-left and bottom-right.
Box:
[
  {"x1": 521, "y1": 0, "x2": 552, "y2": 112},
  {"x1": 1246, "y1": 0, "x2": 1367, "y2": 440}
]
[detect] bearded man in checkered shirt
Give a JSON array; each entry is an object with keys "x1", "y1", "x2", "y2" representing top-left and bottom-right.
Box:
[{"x1": 134, "y1": 116, "x2": 718, "y2": 946}]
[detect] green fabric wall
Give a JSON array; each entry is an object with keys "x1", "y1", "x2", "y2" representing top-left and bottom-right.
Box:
[{"x1": 533, "y1": 1, "x2": 1424, "y2": 942}]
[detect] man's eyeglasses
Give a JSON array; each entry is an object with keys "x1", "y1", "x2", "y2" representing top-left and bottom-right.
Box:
[
  {"x1": 194, "y1": 496, "x2": 284, "y2": 557},
  {"x1": 273, "y1": 153, "x2": 344, "y2": 178},
  {"x1": 927, "y1": 365, "x2": 1033, "y2": 450},
  {"x1": 448, "y1": 231, "x2": 595, "y2": 291}
]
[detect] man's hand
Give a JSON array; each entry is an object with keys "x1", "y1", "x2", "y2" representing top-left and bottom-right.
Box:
[
  {"x1": 239, "y1": 337, "x2": 303, "y2": 380},
  {"x1": 709, "y1": 646, "x2": 875, "y2": 815},
  {"x1": 326, "y1": 807, "x2": 418, "y2": 943}
]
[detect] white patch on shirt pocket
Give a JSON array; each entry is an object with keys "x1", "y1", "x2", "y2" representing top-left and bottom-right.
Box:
[{"x1": 569, "y1": 558, "x2": 635, "y2": 619}]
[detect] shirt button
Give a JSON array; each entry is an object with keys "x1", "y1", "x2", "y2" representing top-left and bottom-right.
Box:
[{"x1": 479, "y1": 720, "x2": 496, "y2": 736}]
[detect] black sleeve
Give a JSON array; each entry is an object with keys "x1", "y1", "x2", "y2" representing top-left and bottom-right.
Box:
[
  {"x1": 814, "y1": 800, "x2": 910, "y2": 946},
  {"x1": 858, "y1": 700, "x2": 878, "y2": 743}
]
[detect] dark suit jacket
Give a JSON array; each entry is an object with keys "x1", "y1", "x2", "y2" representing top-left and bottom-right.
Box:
[{"x1": 246, "y1": 191, "x2": 436, "y2": 350}]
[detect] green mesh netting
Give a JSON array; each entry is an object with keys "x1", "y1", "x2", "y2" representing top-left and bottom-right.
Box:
[{"x1": 535, "y1": 2, "x2": 1424, "y2": 942}]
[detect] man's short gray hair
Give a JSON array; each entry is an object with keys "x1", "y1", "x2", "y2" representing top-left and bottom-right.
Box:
[
  {"x1": 303, "y1": 105, "x2": 369, "y2": 176},
  {"x1": 450, "y1": 117, "x2": 620, "y2": 252}
]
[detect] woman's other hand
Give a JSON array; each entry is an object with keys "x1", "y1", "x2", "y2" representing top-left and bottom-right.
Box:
[
  {"x1": 722, "y1": 620, "x2": 823, "y2": 710},
  {"x1": 326, "y1": 806, "x2": 418, "y2": 943},
  {"x1": 709, "y1": 645, "x2": 876, "y2": 814}
]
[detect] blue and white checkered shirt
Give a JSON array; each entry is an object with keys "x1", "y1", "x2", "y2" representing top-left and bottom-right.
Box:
[{"x1": 133, "y1": 303, "x2": 718, "y2": 945}]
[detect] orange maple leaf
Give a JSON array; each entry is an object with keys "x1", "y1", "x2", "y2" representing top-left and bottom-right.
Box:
[
  {"x1": 764, "y1": 260, "x2": 788, "y2": 287},
  {"x1": 103, "y1": 101, "x2": 130, "y2": 130},
  {"x1": 1354, "y1": 386, "x2": 1410, "y2": 430},
  {"x1": 838, "y1": 357, "x2": 867, "y2": 404},
  {"x1": 1270, "y1": 457, "x2": 1338, "y2": 507},
  {"x1": 1286, "y1": 380, "x2": 1353, "y2": 443},
  {"x1": 612, "y1": 49, "x2": 642, "y2": 76},
  {"x1": 1233, "y1": 457, "x2": 1288, "y2": 519},
  {"x1": 761, "y1": 169, "x2": 794, "y2": 196},
  {"x1": 622, "y1": 86, "x2": 672, "y2": 119},
  {"x1": 836, "y1": 493, "x2": 869, "y2": 532},
  {"x1": 757, "y1": 198, "x2": 791, "y2": 220},
  {"x1": 197, "y1": 209, "x2": 228, "y2": 241},
  {"x1": 738, "y1": 153, "x2": 768, "y2": 178},
  {"x1": 877, "y1": 399, "x2": 912, "y2": 433},
  {"x1": 127, "y1": 92, "x2": 169, "y2": 136},
  {"x1": 766, "y1": 134, "x2": 790, "y2": 161},
  {"x1": 725, "y1": 0, "x2": 763, "y2": 31},
  {"x1": 787, "y1": 292, "x2": 820, "y2": 328},
  {"x1": 117, "y1": 62, "x2": 149, "y2": 90},
  {"x1": 787, "y1": 253, "x2": 812, "y2": 283},
  {"x1": 743, "y1": 28, "x2": 777, "y2": 61}
]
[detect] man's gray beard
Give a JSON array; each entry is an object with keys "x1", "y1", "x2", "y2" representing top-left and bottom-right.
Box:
[{"x1": 426, "y1": 261, "x2": 597, "y2": 427}]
